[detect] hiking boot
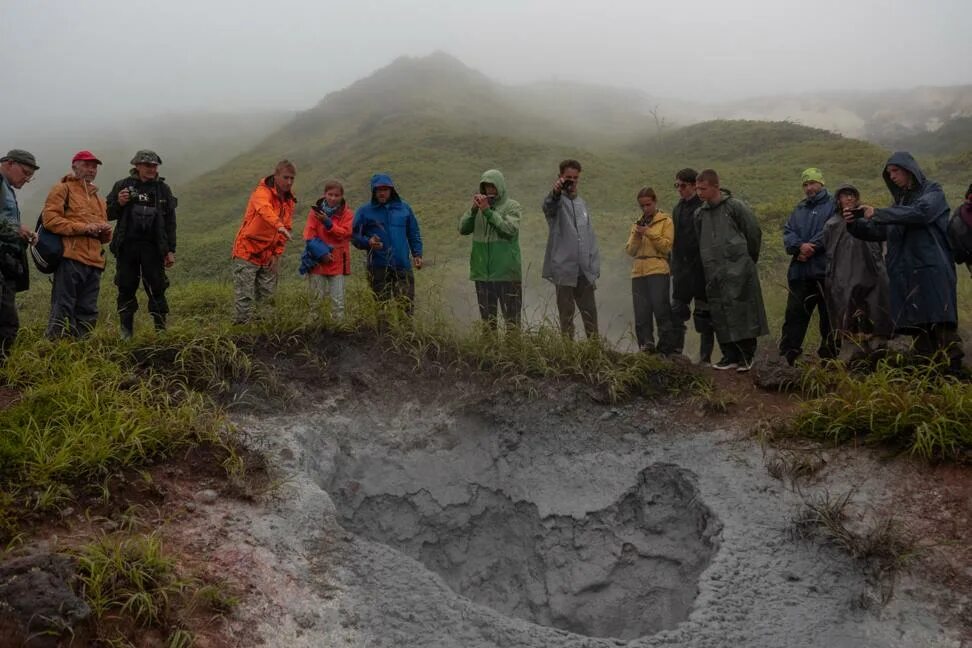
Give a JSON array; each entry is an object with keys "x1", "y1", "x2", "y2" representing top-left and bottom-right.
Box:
[
  {"x1": 736, "y1": 356, "x2": 755, "y2": 373},
  {"x1": 151, "y1": 312, "x2": 166, "y2": 332},
  {"x1": 120, "y1": 313, "x2": 134, "y2": 340},
  {"x1": 712, "y1": 357, "x2": 738, "y2": 370}
]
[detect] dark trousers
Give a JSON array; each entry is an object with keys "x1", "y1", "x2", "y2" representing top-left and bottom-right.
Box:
[
  {"x1": 780, "y1": 278, "x2": 837, "y2": 361},
  {"x1": 911, "y1": 323, "x2": 965, "y2": 370},
  {"x1": 632, "y1": 274, "x2": 675, "y2": 352},
  {"x1": 671, "y1": 298, "x2": 715, "y2": 361},
  {"x1": 368, "y1": 267, "x2": 415, "y2": 315},
  {"x1": 115, "y1": 241, "x2": 169, "y2": 318},
  {"x1": 475, "y1": 281, "x2": 522, "y2": 328},
  {"x1": 0, "y1": 278, "x2": 19, "y2": 363},
  {"x1": 555, "y1": 275, "x2": 598, "y2": 339},
  {"x1": 720, "y1": 337, "x2": 758, "y2": 363},
  {"x1": 47, "y1": 258, "x2": 102, "y2": 339}
]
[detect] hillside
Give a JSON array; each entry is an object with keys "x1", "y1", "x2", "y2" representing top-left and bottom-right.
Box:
[{"x1": 158, "y1": 53, "x2": 972, "y2": 344}]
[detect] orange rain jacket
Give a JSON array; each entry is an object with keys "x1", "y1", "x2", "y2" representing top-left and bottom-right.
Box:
[
  {"x1": 232, "y1": 176, "x2": 296, "y2": 267},
  {"x1": 41, "y1": 175, "x2": 110, "y2": 269}
]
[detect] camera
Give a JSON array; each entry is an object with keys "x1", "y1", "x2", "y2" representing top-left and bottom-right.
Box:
[
  {"x1": 849, "y1": 207, "x2": 866, "y2": 219},
  {"x1": 561, "y1": 179, "x2": 574, "y2": 192}
]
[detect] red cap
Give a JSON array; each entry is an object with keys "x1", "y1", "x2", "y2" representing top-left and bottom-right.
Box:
[{"x1": 72, "y1": 150, "x2": 102, "y2": 165}]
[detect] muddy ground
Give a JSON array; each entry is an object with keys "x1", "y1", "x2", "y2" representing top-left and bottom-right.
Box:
[
  {"x1": 3, "y1": 334, "x2": 970, "y2": 647},
  {"x1": 181, "y1": 336, "x2": 967, "y2": 647}
]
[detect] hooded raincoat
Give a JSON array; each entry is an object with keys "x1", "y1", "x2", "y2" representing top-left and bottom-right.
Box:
[
  {"x1": 695, "y1": 190, "x2": 769, "y2": 343},
  {"x1": 352, "y1": 174, "x2": 422, "y2": 271},
  {"x1": 231, "y1": 176, "x2": 296, "y2": 267},
  {"x1": 541, "y1": 186, "x2": 600, "y2": 286},
  {"x1": 458, "y1": 169, "x2": 522, "y2": 282},
  {"x1": 847, "y1": 152, "x2": 957, "y2": 330},
  {"x1": 823, "y1": 184, "x2": 893, "y2": 337}
]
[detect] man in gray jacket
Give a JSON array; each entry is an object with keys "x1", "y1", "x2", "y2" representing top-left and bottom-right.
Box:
[{"x1": 542, "y1": 159, "x2": 601, "y2": 338}]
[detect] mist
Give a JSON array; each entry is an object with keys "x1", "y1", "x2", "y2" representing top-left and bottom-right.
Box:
[{"x1": 2, "y1": 0, "x2": 970, "y2": 138}]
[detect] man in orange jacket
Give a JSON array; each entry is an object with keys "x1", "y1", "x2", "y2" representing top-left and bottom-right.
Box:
[
  {"x1": 41, "y1": 150, "x2": 112, "y2": 338},
  {"x1": 231, "y1": 160, "x2": 296, "y2": 324}
]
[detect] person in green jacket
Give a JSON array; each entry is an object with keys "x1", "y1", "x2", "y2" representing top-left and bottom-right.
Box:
[
  {"x1": 695, "y1": 169, "x2": 769, "y2": 372},
  {"x1": 459, "y1": 169, "x2": 523, "y2": 328}
]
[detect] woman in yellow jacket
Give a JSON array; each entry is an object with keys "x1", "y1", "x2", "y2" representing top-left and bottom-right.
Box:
[{"x1": 625, "y1": 187, "x2": 676, "y2": 353}]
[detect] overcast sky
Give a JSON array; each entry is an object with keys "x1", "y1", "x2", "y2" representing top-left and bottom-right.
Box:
[{"x1": 2, "y1": 0, "x2": 970, "y2": 132}]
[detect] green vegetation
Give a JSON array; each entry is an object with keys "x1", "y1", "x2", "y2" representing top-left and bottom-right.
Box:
[
  {"x1": 791, "y1": 360, "x2": 972, "y2": 461},
  {"x1": 73, "y1": 531, "x2": 238, "y2": 646}
]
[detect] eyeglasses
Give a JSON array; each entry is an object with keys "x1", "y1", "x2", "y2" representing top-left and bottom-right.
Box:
[
  {"x1": 17, "y1": 163, "x2": 36, "y2": 179},
  {"x1": 674, "y1": 182, "x2": 691, "y2": 189}
]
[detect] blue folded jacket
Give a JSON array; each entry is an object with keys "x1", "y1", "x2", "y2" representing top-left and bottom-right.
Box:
[{"x1": 299, "y1": 237, "x2": 333, "y2": 275}]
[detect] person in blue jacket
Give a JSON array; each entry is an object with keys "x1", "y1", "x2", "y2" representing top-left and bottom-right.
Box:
[
  {"x1": 846, "y1": 152, "x2": 964, "y2": 373},
  {"x1": 779, "y1": 168, "x2": 838, "y2": 365},
  {"x1": 352, "y1": 173, "x2": 423, "y2": 314}
]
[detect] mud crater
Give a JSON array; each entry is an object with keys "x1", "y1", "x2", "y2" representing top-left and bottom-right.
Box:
[{"x1": 332, "y1": 463, "x2": 721, "y2": 640}]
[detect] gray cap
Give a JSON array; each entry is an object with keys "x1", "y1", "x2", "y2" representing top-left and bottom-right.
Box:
[
  {"x1": 1, "y1": 149, "x2": 39, "y2": 170},
  {"x1": 130, "y1": 149, "x2": 162, "y2": 165}
]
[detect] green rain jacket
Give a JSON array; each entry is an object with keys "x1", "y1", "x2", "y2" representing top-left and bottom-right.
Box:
[
  {"x1": 695, "y1": 189, "x2": 769, "y2": 343},
  {"x1": 458, "y1": 169, "x2": 522, "y2": 282}
]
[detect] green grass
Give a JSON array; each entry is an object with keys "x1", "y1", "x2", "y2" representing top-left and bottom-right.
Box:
[
  {"x1": 791, "y1": 359, "x2": 972, "y2": 461},
  {"x1": 72, "y1": 531, "x2": 239, "y2": 646}
]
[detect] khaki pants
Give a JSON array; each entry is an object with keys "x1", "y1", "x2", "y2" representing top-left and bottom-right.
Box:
[
  {"x1": 233, "y1": 258, "x2": 278, "y2": 324},
  {"x1": 555, "y1": 275, "x2": 598, "y2": 339}
]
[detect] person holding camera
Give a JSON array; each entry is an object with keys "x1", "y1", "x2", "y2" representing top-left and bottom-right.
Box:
[
  {"x1": 846, "y1": 152, "x2": 964, "y2": 374},
  {"x1": 822, "y1": 183, "x2": 891, "y2": 365},
  {"x1": 542, "y1": 159, "x2": 600, "y2": 339},
  {"x1": 625, "y1": 187, "x2": 675, "y2": 354},
  {"x1": 458, "y1": 169, "x2": 522, "y2": 329},
  {"x1": 778, "y1": 168, "x2": 837, "y2": 366},
  {"x1": 669, "y1": 168, "x2": 714, "y2": 364},
  {"x1": 694, "y1": 169, "x2": 768, "y2": 372},
  {"x1": 351, "y1": 173, "x2": 423, "y2": 315},
  {"x1": 106, "y1": 150, "x2": 177, "y2": 338},
  {"x1": 231, "y1": 160, "x2": 297, "y2": 324},
  {"x1": 302, "y1": 179, "x2": 353, "y2": 319},
  {"x1": 0, "y1": 149, "x2": 40, "y2": 363},
  {"x1": 42, "y1": 150, "x2": 113, "y2": 339}
]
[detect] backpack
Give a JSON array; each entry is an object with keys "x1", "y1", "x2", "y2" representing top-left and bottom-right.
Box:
[
  {"x1": 30, "y1": 183, "x2": 68, "y2": 274},
  {"x1": 947, "y1": 206, "x2": 972, "y2": 271}
]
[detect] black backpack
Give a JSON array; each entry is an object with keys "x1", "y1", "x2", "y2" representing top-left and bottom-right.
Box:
[
  {"x1": 30, "y1": 184, "x2": 68, "y2": 274},
  {"x1": 947, "y1": 207, "x2": 972, "y2": 272}
]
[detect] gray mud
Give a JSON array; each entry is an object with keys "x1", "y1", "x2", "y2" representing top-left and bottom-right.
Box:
[{"x1": 226, "y1": 343, "x2": 962, "y2": 647}]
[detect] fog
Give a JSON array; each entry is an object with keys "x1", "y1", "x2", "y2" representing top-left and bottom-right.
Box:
[{"x1": 2, "y1": 0, "x2": 970, "y2": 138}]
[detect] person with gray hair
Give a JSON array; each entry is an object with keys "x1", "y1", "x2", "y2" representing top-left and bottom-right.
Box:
[
  {"x1": 0, "y1": 149, "x2": 39, "y2": 362},
  {"x1": 106, "y1": 150, "x2": 178, "y2": 338},
  {"x1": 41, "y1": 150, "x2": 113, "y2": 338}
]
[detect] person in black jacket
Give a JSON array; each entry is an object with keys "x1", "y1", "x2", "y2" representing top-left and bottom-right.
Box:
[
  {"x1": 106, "y1": 150, "x2": 177, "y2": 338},
  {"x1": 669, "y1": 168, "x2": 714, "y2": 364},
  {"x1": 0, "y1": 149, "x2": 39, "y2": 363}
]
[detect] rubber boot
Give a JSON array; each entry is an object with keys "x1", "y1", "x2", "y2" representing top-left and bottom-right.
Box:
[
  {"x1": 120, "y1": 312, "x2": 134, "y2": 340},
  {"x1": 151, "y1": 312, "x2": 166, "y2": 333}
]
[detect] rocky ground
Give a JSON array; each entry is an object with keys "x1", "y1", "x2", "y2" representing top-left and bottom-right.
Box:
[{"x1": 1, "y1": 337, "x2": 969, "y2": 647}]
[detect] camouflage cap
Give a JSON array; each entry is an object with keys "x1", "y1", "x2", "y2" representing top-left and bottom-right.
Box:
[
  {"x1": 130, "y1": 150, "x2": 162, "y2": 165},
  {"x1": 800, "y1": 167, "x2": 825, "y2": 185},
  {"x1": 1, "y1": 149, "x2": 39, "y2": 170}
]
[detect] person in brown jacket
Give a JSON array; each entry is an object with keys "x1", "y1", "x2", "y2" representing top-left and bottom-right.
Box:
[
  {"x1": 41, "y1": 150, "x2": 112, "y2": 338},
  {"x1": 625, "y1": 187, "x2": 676, "y2": 354}
]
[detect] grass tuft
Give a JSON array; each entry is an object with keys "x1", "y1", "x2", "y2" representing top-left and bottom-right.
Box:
[{"x1": 791, "y1": 359, "x2": 972, "y2": 461}]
